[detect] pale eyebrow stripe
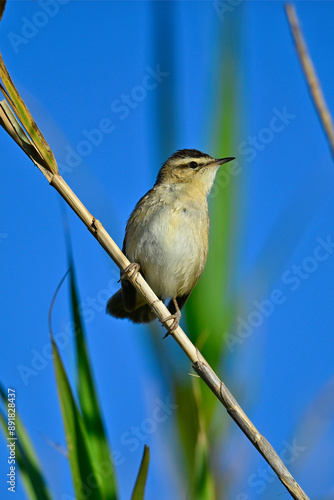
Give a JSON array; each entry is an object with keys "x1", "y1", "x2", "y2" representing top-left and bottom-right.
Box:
[{"x1": 171, "y1": 158, "x2": 209, "y2": 167}]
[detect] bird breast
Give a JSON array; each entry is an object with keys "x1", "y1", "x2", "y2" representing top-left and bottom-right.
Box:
[{"x1": 124, "y1": 185, "x2": 209, "y2": 299}]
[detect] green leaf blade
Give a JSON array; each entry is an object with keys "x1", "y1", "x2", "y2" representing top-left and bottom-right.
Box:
[
  {"x1": 131, "y1": 445, "x2": 150, "y2": 500},
  {"x1": 0, "y1": 52, "x2": 58, "y2": 174},
  {"x1": 69, "y1": 265, "x2": 118, "y2": 500},
  {"x1": 51, "y1": 336, "x2": 105, "y2": 500},
  {"x1": 0, "y1": 385, "x2": 52, "y2": 500}
]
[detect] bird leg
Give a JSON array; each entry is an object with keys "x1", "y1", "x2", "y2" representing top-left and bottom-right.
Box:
[
  {"x1": 119, "y1": 262, "x2": 140, "y2": 282},
  {"x1": 163, "y1": 298, "x2": 181, "y2": 339}
]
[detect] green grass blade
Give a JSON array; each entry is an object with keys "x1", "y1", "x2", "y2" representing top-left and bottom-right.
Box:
[
  {"x1": 173, "y1": 14, "x2": 243, "y2": 495},
  {"x1": 174, "y1": 382, "x2": 199, "y2": 477},
  {"x1": 0, "y1": 100, "x2": 49, "y2": 168},
  {"x1": 69, "y1": 266, "x2": 118, "y2": 500},
  {"x1": 130, "y1": 445, "x2": 150, "y2": 500},
  {"x1": 190, "y1": 434, "x2": 216, "y2": 500},
  {"x1": 184, "y1": 12, "x2": 243, "y2": 435},
  {"x1": 188, "y1": 377, "x2": 216, "y2": 500},
  {"x1": 185, "y1": 20, "x2": 241, "y2": 370},
  {"x1": 0, "y1": 52, "x2": 58, "y2": 173},
  {"x1": 51, "y1": 336, "x2": 105, "y2": 500},
  {"x1": 0, "y1": 386, "x2": 52, "y2": 500}
]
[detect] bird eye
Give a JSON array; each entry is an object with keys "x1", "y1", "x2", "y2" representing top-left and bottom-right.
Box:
[{"x1": 189, "y1": 161, "x2": 198, "y2": 169}]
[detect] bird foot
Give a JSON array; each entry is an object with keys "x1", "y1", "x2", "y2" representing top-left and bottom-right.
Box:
[
  {"x1": 163, "y1": 298, "x2": 182, "y2": 338},
  {"x1": 163, "y1": 311, "x2": 181, "y2": 339},
  {"x1": 119, "y1": 262, "x2": 140, "y2": 282}
]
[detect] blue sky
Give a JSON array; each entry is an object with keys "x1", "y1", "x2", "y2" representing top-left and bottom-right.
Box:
[{"x1": 1, "y1": 1, "x2": 334, "y2": 499}]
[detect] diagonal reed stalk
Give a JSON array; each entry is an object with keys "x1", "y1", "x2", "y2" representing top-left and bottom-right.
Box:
[
  {"x1": 285, "y1": 3, "x2": 334, "y2": 159},
  {"x1": 0, "y1": 52, "x2": 310, "y2": 500}
]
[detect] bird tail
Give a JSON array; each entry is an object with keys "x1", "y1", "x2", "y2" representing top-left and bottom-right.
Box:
[{"x1": 106, "y1": 289, "x2": 156, "y2": 324}]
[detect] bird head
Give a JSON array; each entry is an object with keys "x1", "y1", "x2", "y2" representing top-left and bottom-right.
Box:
[{"x1": 155, "y1": 149, "x2": 235, "y2": 196}]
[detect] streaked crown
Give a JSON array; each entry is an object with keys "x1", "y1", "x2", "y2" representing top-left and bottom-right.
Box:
[
  {"x1": 154, "y1": 149, "x2": 235, "y2": 188},
  {"x1": 155, "y1": 149, "x2": 216, "y2": 185}
]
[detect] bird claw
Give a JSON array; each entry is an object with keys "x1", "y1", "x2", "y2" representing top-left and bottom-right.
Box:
[
  {"x1": 119, "y1": 262, "x2": 140, "y2": 282},
  {"x1": 163, "y1": 311, "x2": 181, "y2": 339}
]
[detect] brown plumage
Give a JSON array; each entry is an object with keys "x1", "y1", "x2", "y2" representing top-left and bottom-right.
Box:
[{"x1": 106, "y1": 149, "x2": 235, "y2": 327}]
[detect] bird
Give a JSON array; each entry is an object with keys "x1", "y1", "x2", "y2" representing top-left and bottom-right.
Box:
[{"x1": 106, "y1": 149, "x2": 235, "y2": 332}]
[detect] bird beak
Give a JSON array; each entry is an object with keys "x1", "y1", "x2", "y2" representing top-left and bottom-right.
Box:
[{"x1": 210, "y1": 157, "x2": 235, "y2": 167}]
